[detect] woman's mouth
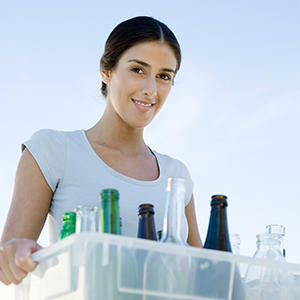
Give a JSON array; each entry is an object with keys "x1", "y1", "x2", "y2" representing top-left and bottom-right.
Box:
[
  {"x1": 131, "y1": 98, "x2": 155, "y2": 107},
  {"x1": 131, "y1": 98, "x2": 155, "y2": 112}
]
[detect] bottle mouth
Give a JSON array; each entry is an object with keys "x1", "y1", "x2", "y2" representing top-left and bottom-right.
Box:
[
  {"x1": 211, "y1": 194, "x2": 228, "y2": 206},
  {"x1": 138, "y1": 203, "x2": 155, "y2": 214},
  {"x1": 266, "y1": 224, "x2": 286, "y2": 236},
  {"x1": 75, "y1": 205, "x2": 98, "y2": 213},
  {"x1": 100, "y1": 188, "x2": 119, "y2": 200},
  {"x1": 229, "y1": 233, "x2": 241, "y2": 244},
  {"x1": 63, "y1": 212, "x2": 76, "y2": 222}
]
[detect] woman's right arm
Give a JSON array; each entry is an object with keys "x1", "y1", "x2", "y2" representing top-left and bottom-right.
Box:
[{"x1": 0, "y1": 148, "x2": 53, "y2": 285}]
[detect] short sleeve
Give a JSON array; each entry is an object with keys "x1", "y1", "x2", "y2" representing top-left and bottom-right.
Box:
[{"x1": 22, "y1": 129, "x2": 66, "y2": 192}]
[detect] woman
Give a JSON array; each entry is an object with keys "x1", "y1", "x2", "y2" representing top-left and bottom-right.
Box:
[{"x1": 0, "y1": 16, "x2": 202, "y2": 285}]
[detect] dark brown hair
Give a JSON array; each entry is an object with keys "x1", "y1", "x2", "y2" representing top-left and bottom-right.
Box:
[{"x1": 100, "y1": 16, "x2": 181, "y2": 98}]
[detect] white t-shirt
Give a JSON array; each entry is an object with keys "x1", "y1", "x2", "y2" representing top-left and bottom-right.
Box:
[{"x1": 22, "y1": 129, "x2": 194, "y2": 244}]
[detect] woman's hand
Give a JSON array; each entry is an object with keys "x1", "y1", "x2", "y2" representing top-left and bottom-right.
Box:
[{"x1": 0, "y1": 238, "x2": 42, "y2": 285}]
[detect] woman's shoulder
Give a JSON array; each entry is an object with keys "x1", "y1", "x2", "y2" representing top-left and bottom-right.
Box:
[
  {"x1": 22, "y1": 128, "x2": 83, "y2": 151},
  {"x1": 25, "y1": 128, "x2": 63, "y2": 141},
  {"x1": 21, "y1": 129, "x2": 82, "y2": 192}
]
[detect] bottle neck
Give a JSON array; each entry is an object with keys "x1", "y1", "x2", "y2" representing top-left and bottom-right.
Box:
[
  {"x1": 100, "y1": 198, "x2": 111, "y2": 233},
  {"x1": 137, "y1": 212, "x2": 158, "y2": 240},
  {"x1": 255, "y1": 233, "x2": 285, "y2": 261},
  {"x1": 100, "y1": 197, "x2": 121, "y2": 234},
  {"x1": 257, "y1": 241, "x2": 281, "y2": 250},
  {"x1": 256, "y1": 233, "x2": 282, "y2": 250},
  {"x1": 204, "y1": 205, "x2": 232, "y2": 252},
  {"x1": 160, "y1": 178, "x2": 187, "y2": 245}
]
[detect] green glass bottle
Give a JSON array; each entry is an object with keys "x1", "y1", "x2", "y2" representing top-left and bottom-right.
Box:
[
  {"x1": 59, "y1": 212, "x2": 76, "y2": 240},
  {"x1": 96, "y1": 189, "x2": 139, "y2": 300},
  {"x1": 100, "y1": 189, "x2": 121, "y2": 234}
]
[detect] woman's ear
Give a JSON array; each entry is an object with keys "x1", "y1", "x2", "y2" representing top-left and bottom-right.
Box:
[{"x1": 101, "y1": 70, "x2": 112, "y2": 84}]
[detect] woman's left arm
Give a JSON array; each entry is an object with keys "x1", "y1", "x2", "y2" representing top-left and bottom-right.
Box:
[{"x1": 185, "y1": 194, "x2": 203, "y2": 247}]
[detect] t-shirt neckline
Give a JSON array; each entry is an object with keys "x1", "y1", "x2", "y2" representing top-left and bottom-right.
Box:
[{"x1": 80, "y1": 129, "x2": 164, "y2": 186}]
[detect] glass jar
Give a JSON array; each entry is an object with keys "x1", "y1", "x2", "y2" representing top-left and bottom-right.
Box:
[
  {"x1": 253, "y1": 233, "x2": 285, "y2": 261},
  {"x1": 266, "y1": 224, "x2": 286, "y2": 257},
  {"x1": 244, "y1": 233, "x2": 288, "y2": 300}
]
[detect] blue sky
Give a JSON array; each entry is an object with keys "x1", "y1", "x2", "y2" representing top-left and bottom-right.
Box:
[{"x1": 0, "y1": 0, "x2": 299, "y2": 273}]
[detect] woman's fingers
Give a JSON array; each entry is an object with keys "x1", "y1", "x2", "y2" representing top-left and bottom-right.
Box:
[
  {"x1": 0, "y1": 239, "x2": 42, "y2": 285},
  {"x1": 15, "y1": 250, "x2": 38, "y2": 273},
  {"x1": 4, "y1": 241, "x2": 29, "y2": 281},
  {"x1": 0, "y1": 269, "x2": 11, "y2": 285},
  {"x1": 9, "y1": 259, "x2": 27, "y2": 281},
  {"x1": 0, "y1": 249, "x2": 21, "y2": 284}
]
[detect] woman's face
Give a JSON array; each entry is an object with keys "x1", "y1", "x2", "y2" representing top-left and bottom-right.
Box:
[{"x1": 101, "y1": 41, "x2": 177, "y2": 129}]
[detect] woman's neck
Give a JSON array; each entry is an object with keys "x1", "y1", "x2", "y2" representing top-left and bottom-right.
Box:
[{"x1": 86, "y1": 107, "x2": 148, "y2": 156}]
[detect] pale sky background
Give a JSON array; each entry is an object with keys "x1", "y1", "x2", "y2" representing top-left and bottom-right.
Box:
[{"x1": 0, "y1": 1, "x2": 300, "y2": 295}]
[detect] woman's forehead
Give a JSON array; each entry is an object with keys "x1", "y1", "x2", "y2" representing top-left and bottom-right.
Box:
[{"x1": 119, "y1": 41, "x2": 177, "y2": 70}]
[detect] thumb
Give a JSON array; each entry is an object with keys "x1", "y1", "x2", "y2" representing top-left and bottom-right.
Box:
[{"x1": 15, "y1": 241, "x2": 42, "y2": 272}]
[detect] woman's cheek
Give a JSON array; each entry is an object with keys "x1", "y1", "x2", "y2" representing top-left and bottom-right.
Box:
[{"x1": 160, "y1": 84, "x2": 172, "y2": 99}]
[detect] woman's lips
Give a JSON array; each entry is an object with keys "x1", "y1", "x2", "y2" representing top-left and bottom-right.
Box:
[{"x1": 131, "y1": 98, "x2": 155, "y2": 112}]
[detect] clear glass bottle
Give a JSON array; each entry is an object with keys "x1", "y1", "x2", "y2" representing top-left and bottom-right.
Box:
[
  {"x1": 75, "y1": 205, "x2": 98, "y2": 233},
  {"x1": 244, "y1": 233, "x2": 288, "y2": 300},
  {"x1": 253, "y1": 233, "x2": 285, "y2": 261},
  {"x1": 143, "y1": 177, "x2": 193, "y2": 300},
  {"x1": 160, "y1": 177, "x2": 187, "y2": 245},
  {"x1": 230, "y1": 233, "x2": 241, "y2": 255},
  {"x1": 266, "y1": 224, "x2": 286, "y2": 258}
]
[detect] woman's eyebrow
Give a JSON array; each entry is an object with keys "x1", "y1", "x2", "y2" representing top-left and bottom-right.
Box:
[{"x1": 127, "y1": 59, "x2": 175, "y2": 73}]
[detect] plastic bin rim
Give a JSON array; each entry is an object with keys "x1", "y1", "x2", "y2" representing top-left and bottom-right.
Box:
[{"x1": 32, "y1": 233, "x2": 300, "y2": 272}]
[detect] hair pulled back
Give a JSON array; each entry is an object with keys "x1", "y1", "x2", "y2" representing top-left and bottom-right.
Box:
[{"x1": 100, "y1": 16, "x2": 181, "y2": 98}]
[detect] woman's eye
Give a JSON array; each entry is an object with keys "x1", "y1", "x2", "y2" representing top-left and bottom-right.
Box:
[
  {"x1": 160, "y1": 74, "x2": 171, "y2": 81},
  {"x1": 131, "y1": 67, "x2": 143, "y2": 74}
]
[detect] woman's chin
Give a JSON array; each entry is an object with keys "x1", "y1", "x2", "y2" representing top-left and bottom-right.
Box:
[{"x1": 128, "y1": 119, "x2": 153, "y2": 130}]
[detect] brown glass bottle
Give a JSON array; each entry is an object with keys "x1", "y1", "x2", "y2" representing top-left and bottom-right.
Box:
[
  {"x1": 203, "y1": 194, "x2": 232, "y2": 251},
  {"x1": 137, "y1": 203, "x2": 158, "y2": 240},
  {"x1": 198, "y1": 194, "x2": 245, "y2": 300}
]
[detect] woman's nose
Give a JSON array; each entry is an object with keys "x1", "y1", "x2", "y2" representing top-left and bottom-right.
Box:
[{"x1": 142, "y1": 78, "x2": 157, "y2": 98}]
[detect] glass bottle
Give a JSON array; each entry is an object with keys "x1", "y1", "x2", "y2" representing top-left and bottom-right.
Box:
[
  {"x1": 75, "y1": 205, "x2": 98, "y2": 233},
  {"x1": 97, "y1": 189, "x2": 138, "y2": 300},
  {"x1": 137, "y1": 203, "x2": 158, "y2": 240},
  {"x1": 143, "y1": 177, "x2": 192, "y2": 299},
  {"x1": 266, "y1": 224, "x2": 286, "y2": 258},
  {"x1": 59, "y1": 212, "x2": 76, "y2": 240},
  {"x1": 203, "y1": 194, "x2": 232, "y2": 251},
  {"x1": 160, "y1": 177, "x2": 188, "y2": 245},
  {"x1": 196, "y1": 195, "x2": 245, "y2": 300},
  {"x1": 136, "y1": 204, "x2": 158, "y2": 293},
  {"x1": 93, "y1": 189, "x2": 119, "y2": 300},
  {"x1": 100, "y1": 188, "x2": 121, "y2": 234},
  {"x1": 230, "y1": 233, "x2": 241, "y2": 255},
  {"x1": 253, "y1": 233, "x2": 285, "y2": 261},
  {"x1": 244, "y1": 233, "x2": 288, "y2": 300}
]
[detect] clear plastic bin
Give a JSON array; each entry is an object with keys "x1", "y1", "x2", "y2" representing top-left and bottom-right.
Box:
[{"x1": 15, "y1": 233, "x2": 300, "y2": 300}]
